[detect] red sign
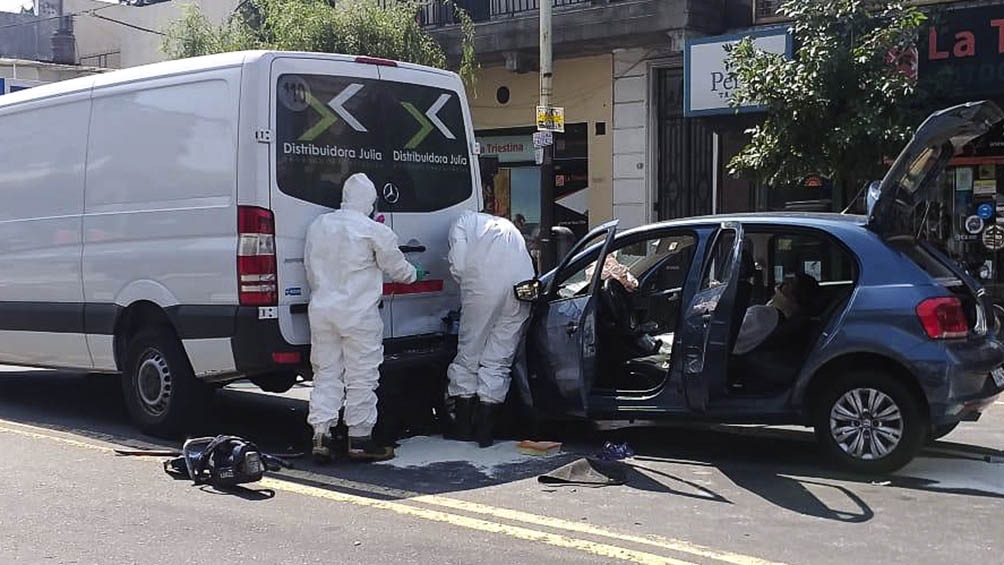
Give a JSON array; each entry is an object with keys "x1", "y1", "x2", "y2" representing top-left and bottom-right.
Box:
[{"x1": 382, "y1": 279, "x2": 445, "y2": 296}]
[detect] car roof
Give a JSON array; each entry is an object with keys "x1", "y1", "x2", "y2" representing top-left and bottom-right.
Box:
[{"x1": 618, "y1": 212, "x2": 869, "y2": 237}]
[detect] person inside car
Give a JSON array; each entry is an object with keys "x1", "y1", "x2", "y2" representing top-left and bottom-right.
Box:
[
  {"x1": 586, "y1": 252, "x2": 639, "y2": 292},
  {"x1": 731, "y1": 272, "x2": 820, "y2": 393}
]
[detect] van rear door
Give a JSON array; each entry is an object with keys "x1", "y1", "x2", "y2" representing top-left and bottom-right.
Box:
[
  {"x1": 269, "y1": 57, "x2": 390, "y2": 345},
  {"x1": 372, "y1": 65, "x2": 479, "y2": 338}
]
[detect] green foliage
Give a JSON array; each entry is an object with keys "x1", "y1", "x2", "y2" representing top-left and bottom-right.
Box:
[
  {"x1": 163, "y1": 0, "x2": 478, "y2": 86},
  {"x1": 726, "y1": 0, "x2": 928, "y2": 192}
]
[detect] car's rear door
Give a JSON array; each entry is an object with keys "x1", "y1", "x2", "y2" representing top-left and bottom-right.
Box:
[
  {"x1": 372, "y1": 64, "x2": 479, "y2": 338},
  {"x1": 679, "y1": 222, "x2": 744, "y2": 412},
  {"x1": 269, "y1": 57, "x2": 391, "y2": 343}
]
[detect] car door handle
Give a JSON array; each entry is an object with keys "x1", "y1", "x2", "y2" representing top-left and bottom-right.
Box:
[
  {"x1": 399, "y1": 245, "x2": 426, "y2": 253},
  {"x1": 566, "y1": 322, "x2": 579, "y2": 335}
]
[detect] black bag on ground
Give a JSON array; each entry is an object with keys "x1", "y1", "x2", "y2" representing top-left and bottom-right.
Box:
[{"x1": 164, "y1": 435, "x2": 288, "y2": 488}]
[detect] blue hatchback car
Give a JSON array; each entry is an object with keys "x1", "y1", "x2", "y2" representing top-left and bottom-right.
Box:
[{"x1": 514, "y1": 100, "x2": 1004, "y2": 473}]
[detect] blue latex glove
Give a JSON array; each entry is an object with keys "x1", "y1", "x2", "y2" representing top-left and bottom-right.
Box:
[{"x1": 414, "y1": 264, "x2": 427, "y2": 281}]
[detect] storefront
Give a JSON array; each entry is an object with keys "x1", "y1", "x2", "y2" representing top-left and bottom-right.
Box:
[
  {"x1": 476, "y1": 123, "x2": 591, "y2": 242},
  {"x1": 918, "y1": 3, "x2": 1004, "y2": 302}
]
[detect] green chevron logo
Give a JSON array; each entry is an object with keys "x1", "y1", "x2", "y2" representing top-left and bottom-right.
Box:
[
  {"x1": 297, "y1": 84, "x2": 368, "y2": 141},
  {"x1": 402, "y1": 102, "x2": 434, "y2": 149},
  {"x1": 402, "y1": 94, "x2": 457, "y2": 149},
  {"x1": 298, "y1": 93, "x2": 338, "y2": 141}
]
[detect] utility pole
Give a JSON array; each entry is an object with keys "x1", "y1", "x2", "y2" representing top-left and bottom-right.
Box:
[{"x1": 537, "y1": 0, "x2": 556, "y2": 273}]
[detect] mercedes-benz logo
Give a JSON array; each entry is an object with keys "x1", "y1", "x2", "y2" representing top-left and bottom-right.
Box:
[{"x1": 382, "y1": 183, "x2": 400, "y2": 204}]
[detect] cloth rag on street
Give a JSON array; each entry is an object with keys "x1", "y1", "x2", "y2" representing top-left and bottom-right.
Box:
[
  {"x1": 304, "y1": 173, "x2": 417, "y2": 439},
  {"x1": 538, "y1": 458, "x2": 627, "y2": 487},
  {"x1": 447, "y1": 211, "x2": 535, "y2": 404}
]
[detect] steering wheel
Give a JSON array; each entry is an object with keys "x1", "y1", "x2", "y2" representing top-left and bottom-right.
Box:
[{"x1": 600, "y1": 278, "x2": 637, "y2": 334}]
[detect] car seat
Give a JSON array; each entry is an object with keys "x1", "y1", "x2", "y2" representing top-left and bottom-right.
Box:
[{"x1": 727, "y1": 250, "x2": 756, "y2": 353}]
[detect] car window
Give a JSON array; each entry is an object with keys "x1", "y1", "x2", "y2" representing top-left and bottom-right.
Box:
[
  {"x1": 769, "y1": 232, "x2": 855, "y2": 286},
  {"x1": 274, "y1": 74, "x2": 472, "y2": 212},
  {"x1": 617, "y1": 234, "x2": 697, "y2": 277},
  {"x1": 701, "y1": 228, "x2": 738, "y2": 290},
  {"x1": 555, "y1": 231, "x2": 610, "y2": 299}
]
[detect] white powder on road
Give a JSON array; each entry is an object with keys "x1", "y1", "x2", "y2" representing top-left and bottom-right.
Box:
[
  {"x1": 897, "y1": 454, "x2": 1004, "y2": 496},
  {"x1": 376, "y1": 435, "x2": 535, "y2": 476}
]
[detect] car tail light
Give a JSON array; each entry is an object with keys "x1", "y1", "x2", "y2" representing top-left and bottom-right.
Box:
[
  {"x1": 272, "y1": 352, "x2": 301, "y2": 364},
  {"x1": 916, "y1": 297, "x2": 969, "y2": 339},
  {"x1": 238, "y1": 206, "x2": 277, "y2": 306},
  {"x1": 355, "y1": 56, "x2": 397, "y2": 67}
]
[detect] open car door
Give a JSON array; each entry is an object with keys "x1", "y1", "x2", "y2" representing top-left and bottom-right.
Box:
[
  {"x1": 679, "y1": 222, "x2": 744, "y2": 412},
  {"x1": 531, "y1": 221, "x2": 619, "y2": 416}
]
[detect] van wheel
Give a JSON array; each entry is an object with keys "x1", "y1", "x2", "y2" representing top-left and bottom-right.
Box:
[
  {"x1": 122, "y1": 328, "x2": 210, "y2": 438},
  {"x1": 812, "y1": 370, "x2": 926, "y2": 475}
]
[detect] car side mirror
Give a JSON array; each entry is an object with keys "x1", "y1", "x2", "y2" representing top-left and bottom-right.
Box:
[
  {"x1": 866, "y1": 180, "x2": 881, "y2": 217},
  {"x1": 514, "y1": 279, "x2": 542, "y2": 302}
]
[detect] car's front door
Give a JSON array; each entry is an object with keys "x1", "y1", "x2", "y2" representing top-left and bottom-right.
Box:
[
  {"x1": 533, "y1": 221, "x2": 618, "y2": 416},
  {"x1": 679, "y1": 223, "x2": 744, "y2": 412}
]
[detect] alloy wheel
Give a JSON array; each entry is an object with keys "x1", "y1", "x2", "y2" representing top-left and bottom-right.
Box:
[{"x1": 829, "y1": 387, "x2": 903, "y2": 460}]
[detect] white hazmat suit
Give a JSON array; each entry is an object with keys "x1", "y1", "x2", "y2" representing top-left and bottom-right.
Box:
[
  {"x1": 304, "y1": 173, "x2": 417, "y2": 440},
  {"x1": 447, "y1": 211, "x2": 535, "y2": 404}
]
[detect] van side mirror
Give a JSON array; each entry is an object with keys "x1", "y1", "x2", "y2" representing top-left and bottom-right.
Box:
[{"x1": 514, "y1": 279, "x2": 542, "y2": 302}]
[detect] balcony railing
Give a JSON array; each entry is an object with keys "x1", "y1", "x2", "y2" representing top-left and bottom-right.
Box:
[
  {"x1": 754, "y1": 0, "x2": 968, "y2": 25},
  {"x1": 416, "y1": 0, "x2": 593, "y2": 27}
]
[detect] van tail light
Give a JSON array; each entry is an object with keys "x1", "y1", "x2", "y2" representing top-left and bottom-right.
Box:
[
  {"x1": 916, "y1": 297, "x2": 969, "y2": 339},
  {"x1": 238, "y1": 206, "x2": 277, "y2": 306}
]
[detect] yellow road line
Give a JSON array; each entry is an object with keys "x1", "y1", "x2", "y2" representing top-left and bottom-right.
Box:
[
  {"x1": 0, "y1": 419, "x2": 786, "y2": 565},
  {"x1": 0, "y1": 420, "x2": 119, "y2": 454},
  {"x1": 276, "y1": 469, "x2": 787, "y2": 565},
  {"x1": 261, "y1": 477, "x2": 695, "y2": 565}
]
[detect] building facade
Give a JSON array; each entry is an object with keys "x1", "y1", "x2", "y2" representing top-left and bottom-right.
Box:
[{"x1": 425, "y1": 0, "x2": 748, "y2": 234}]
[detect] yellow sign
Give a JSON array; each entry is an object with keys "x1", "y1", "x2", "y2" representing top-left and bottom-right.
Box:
[{"x1": 536, "y1": 105, "x2": 565, "y2": 133}]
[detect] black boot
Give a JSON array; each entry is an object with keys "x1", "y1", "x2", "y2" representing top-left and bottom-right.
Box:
[
  {"x1": 449, "y1": 396, "x2": 475, "y2": 441},
  {"x1": 347, "y1": 435, "x2": 394, "y2": 462},
  {"x1": 475, "y1": 401, "x2": 500, "y2": 448}
]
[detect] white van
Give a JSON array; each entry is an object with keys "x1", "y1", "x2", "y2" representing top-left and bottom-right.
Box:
[{"x1": 0, "y1": 51, "x2": 481, "y2": 436}]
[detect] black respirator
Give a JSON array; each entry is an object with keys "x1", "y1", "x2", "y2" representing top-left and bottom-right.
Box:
[{"x1": 164, "y1": 435, "x2": 288, "y2": 488}]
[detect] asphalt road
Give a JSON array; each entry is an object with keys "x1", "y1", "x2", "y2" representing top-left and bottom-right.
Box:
[{"x1": 0, "y1": 367, "x2": 1002, "y2": 564}]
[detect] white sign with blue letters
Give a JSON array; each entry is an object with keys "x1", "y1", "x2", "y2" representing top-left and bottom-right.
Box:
[{"x1": 684, "y1": 29, "x2": 792, "y2": 117}]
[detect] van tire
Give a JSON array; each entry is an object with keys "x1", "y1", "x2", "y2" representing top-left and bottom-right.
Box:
[
  {"x1": 812, "y1": 370, "x2": 926, "y2": 475},
  {"x1": 121, "y1": 327, "x2": 210, "y2": 438}
]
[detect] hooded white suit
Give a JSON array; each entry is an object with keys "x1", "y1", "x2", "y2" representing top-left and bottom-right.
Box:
[
  {"x1": 304, "y1": 173, "x2": 417, "y2": 438},
  {"x1": 447, "y1": 211, "x2": 535, "y2": 404}
]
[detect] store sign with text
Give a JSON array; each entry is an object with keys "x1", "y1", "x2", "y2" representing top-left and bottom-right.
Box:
[
  {"x1": 476, "y1": 135, "x2": 536, "y2": 164},
  {"x1": 920, "y1": 6, "x2": 1004, "y2": 99},
  {"x1": 684, "y1": 29, "x2": 792, "y2": 117}
]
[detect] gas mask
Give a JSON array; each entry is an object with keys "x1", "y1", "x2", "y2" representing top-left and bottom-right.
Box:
[{"x1": 164, "y1": 435, "x2": 288, "y2": 488}]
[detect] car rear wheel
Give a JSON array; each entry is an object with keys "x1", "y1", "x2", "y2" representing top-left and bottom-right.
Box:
[
  {"x1": 122, "y1": 327, "x2": 211, "y2": 438},
  {"x1": 813, "y1": 370, "x2": 927, "y2": 474}
]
